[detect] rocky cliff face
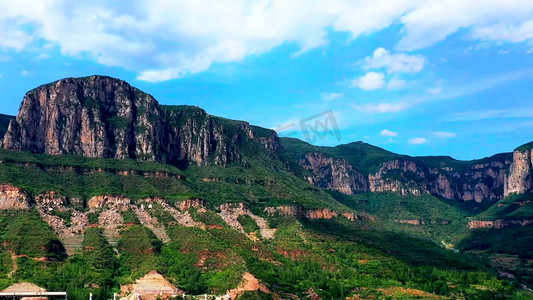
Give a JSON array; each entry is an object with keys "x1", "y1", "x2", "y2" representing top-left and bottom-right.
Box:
[
  {"x1": 369, "y1": 158, "x2": 510, "y2": 202},
  {"x1": 468, "y1": 219, "x2": 533, "y2": 229},
  {"x1": 504, "y1": 147, "x2": 533, "y2": 196},
  {"x1": 0, "y1": 184, "x2": 31, "y2": 210},
  {"x1": 299, "y1": 153, "x2": 511, "y2": 203},
  {"x1": 299, "y1": 152, "x2": 368, "y2": 194},
  {"x1": 263, "y1": 205, "x2": 376, "y2": 221},
  {"x1": 3, "y1": 76, "x2": 280, "y2": 167}
]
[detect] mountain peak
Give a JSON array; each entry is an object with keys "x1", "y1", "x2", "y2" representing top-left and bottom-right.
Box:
[{"x1": 2, "y1": 76, "x2": 279, "y2": 167}]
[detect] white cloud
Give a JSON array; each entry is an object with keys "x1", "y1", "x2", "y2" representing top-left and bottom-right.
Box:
[
  {"x1": 352, "y1": 102, "x2": 409, "y2": 113},
  {"x1": 36, "y1": 53, "x2": 51, "y2": 60},
  {"x1": 408, "y1": 137, "x2": 428, "y2": 144},
  {"x1": 398, "y1": 1, "x2": 533, "y2": 51},
  {"x1": 352, "y1": 72, "x2": 385, "y2": 90},
  {"x1": 364, "y1": 47, "x2": 425, "y2": 73},
  {"x1": 321, "y1": 92, "x2": 344, "y2": 100},
  {"x1": 473, "y1": 19, "x2": 533, "y2": 44},
  {"x1": 386, "y1": 78, "x2": 406, "y2": 90},
  {"x1": 380, "y1": 129, "x2": 398, "y2": 137},
  {"x1": 21, "y1": 70, "x2": 28, "y2": 76},
  {"x1": 0, "y1": 1, "x2": 532, "y2": 81},
  {"x1": 428, "y1": 85, "x2": 442, "y2": 94},
  {"x1": 498, "y1": 49, "x2": 511, "y2": 55},
  {"x1": 434, "y1": 131, "x2": 457, "y2": 138}
]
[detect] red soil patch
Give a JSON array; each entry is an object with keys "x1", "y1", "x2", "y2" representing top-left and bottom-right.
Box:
[
  {"x1": 227, "y1": 272, "x2": 270, "y2": 299},
  {"x1": 206, "y1": 224, "x2": 223, "y2": 229}
]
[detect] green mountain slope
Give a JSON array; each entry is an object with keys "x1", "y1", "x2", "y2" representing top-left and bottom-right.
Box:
[
  {"x1": 0, "y1": 76, "x2": 531, "y2": 299},
  {"x1": 0, "y1": 208, "x2": 526, "y2": 299},
  {"x1": 281, "y1": 138, "x2": 401, "y2": 175}
]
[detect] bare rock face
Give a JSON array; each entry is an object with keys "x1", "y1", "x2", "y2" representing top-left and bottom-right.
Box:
[
  {"x1": 367, "y1": 158, "x2": 510, "y2": 202},
  {"x1": 299, "y1": 151, "x2": 511, "y2": 203},
  {"x1": 36, "y1": 191, "x2": 67, "y2": 208},
  {"x1": 0, "y1": 184, "x2": 31, "y2": 210},
  {"x1": 3, "y1": 76, "x2": 161, "y2": 160},
  {"x1": 88, "y1": 195, "x2": 131, "y2": 210},
  {"x1": 3, "y1": 76, "x2": 280, "y2": 167},
  {"x1": 176, "y1": 198, "x2": 207, "y2": 211},
  {"x1": 468, "y1": 219, "x2": 533, "y2": 229},
  {"x1": 393, "y1": 219, "x2": 426, "y2": 225},
  {"x1": 504, "y1": 148, "x2": 533, "y2": 196},
  {"x1": 264, "y1": 205, "x2": 305, "y2": 218},
  {"x1": 300, "y1": 152, "x2": 368, "y2": 194},
  {"x1": 304, "y1": 208, "x2": 338, "y2": 219},
  {"x1": 369, "y1": 159, "x2": 427, "y2": 196},
  {"x1": 263, "y1": 205, "x2": 375, "y2": 222}
]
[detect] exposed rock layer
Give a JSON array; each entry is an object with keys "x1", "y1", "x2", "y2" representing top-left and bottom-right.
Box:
[
  {"x1": 300, "y1": 152, "x2": 368, "y2": 194},
  {"x1": 264, "y1": 205, "x2": 375, "y2": 222},
  {"x1": 0, "y1": 184, "x2": 31, "y2": 210},
  {"x1": 468, "y1": 219, "x2": 533, "y2": 229},
  {"x1": 505, "y1": 148, "x2": 533, "y2": 196},
  {"x1": 300, "y1": 153, "x2": 512, "y2": 203},
  {"x1": 3, "y1": 76, "x2": 280, "y2": 167}
]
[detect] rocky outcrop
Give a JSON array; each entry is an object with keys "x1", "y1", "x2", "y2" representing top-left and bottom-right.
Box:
[
  {"x1": 504, "y1": 147, "x2": 533, "y2": 196},
  {"x1": 88, "y1": 195, "x2": 131, "y2": 210},
  {"x1": 468, "y1": 219, "x2": 533, "y2": 229},
  {"x1": 300, "y1": 153, "x2": 368, "y2": 194},
  {"x1": 35, "y1": 191, "x2": 67, "y2": 208},
  {"x1": 392, "y1": 219, "x2": 426, "y2": 225},
  {"x1": 264, "y1": 205, "x2": 375, "y2": 222},
  {"x1": 369, "y1": 159, "x2": 427, "y2": 196},
  {"x1": 0, "y1": 184, "x2": 31, "y2": 210},
  {"x1": 298, "y1": 151, "x2": 511, "y2": 203},
  {"x1": 177, "y1": 198, "x2": 207, "y2": 211},
  {"x1": 3, "y1": 76, "x2": 280, "y2": 167},
  {"x1": 368, "y1": 158, "x2": 510, "y2": 202}
]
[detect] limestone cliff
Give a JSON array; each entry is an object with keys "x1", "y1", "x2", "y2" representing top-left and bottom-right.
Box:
[
  {"x1": 2, "y1": 76, "x2": 280, "y2": 167},
  {"x1": 297, "y1": 151, "x2": 511, "y2": 203},
  {"x1": 299, "y1": 152, "x2": 368, "y2": 194},
  {"x1": 368, "y1": 157, "x2": 510, "y2": 202},
  {"x1": 504, "y1": 145, "x2": 533, "y2": 196}
]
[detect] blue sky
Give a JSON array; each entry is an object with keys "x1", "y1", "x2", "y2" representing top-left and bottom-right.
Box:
[{"x1": 0, "y1": 1, "x2": 533, "y2": 160}]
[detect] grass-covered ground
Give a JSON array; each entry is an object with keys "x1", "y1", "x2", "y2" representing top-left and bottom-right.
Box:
[
  {"x1": 328, "y1": 191, "x2": 471, "y2": 244},
  {"x1": 0, "y1": 147, "x2": 348, "y2": 211},
  {"x1": 0, "y1": 207, "x2": 529, "y2": 299},
  {"x1": 0, "y1": 131, "x2": 531, "y2": 298}
]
